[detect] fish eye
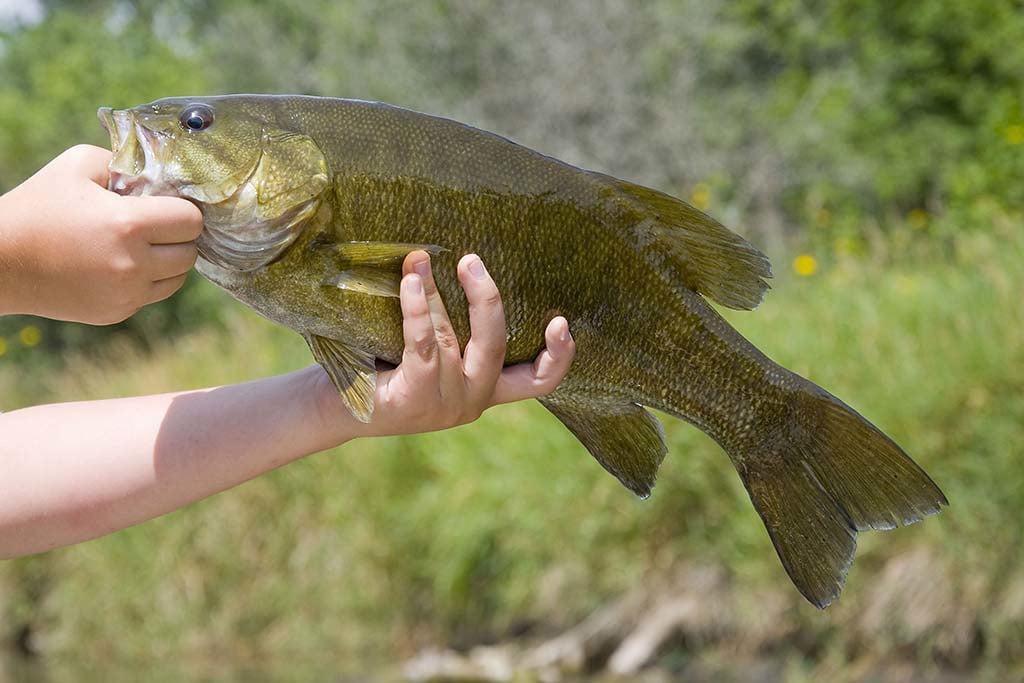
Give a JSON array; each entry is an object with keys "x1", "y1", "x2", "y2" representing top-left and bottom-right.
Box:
[{"x1": 180, "y1": 105, "x2": 214, "y2": 132}]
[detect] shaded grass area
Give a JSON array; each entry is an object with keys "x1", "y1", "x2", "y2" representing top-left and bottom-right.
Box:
[{"x1": 1, "y1": 224, "x2": 1022, "y2": 679}]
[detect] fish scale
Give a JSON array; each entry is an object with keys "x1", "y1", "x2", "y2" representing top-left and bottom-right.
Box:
[{"x1": 99, "y1": 94, "x2": 947, "y2": 608}]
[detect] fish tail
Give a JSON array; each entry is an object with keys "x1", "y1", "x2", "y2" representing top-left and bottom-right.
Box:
[{"x1": 731, "y1": 377, "x2": 947, "y2": 608}]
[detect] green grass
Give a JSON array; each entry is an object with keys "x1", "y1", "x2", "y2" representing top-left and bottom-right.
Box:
[{"x1": 2, "y1": 223, "x2": 1023, "y2": 678}]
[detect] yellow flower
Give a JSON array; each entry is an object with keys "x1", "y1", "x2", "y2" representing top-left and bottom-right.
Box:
[
  {"x1": 792, "y1": 254, "x2": 818, "y2": 277},
  {"x1": 1004, "y1": 124, "x2": 1024, "y2": 145},
  {"x1": 690, "y1": 182, "x2": 711, "y2": 211},
  {"x1": 907, "y1": 208, "x2": 928, "y2": 230},
  {"x1": 0, "y1": 337, "x2": 6, "y2": 357},
  {"x1": 19, "y1": 325, "x2": 41, "y2": 348}
]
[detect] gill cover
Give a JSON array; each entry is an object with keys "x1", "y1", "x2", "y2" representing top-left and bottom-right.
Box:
[{"x1": 199, "y1": 129, "x2": 330, "y2": 271}]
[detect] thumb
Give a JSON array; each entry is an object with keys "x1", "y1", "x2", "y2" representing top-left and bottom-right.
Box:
[{"x1": 62, "y1": 144, "x2": 114, "y2": 189}]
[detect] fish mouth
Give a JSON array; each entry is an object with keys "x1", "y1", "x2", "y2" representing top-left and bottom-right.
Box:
[{"x1": 98, "y1": 107, "x2": 171, "y2": 197}]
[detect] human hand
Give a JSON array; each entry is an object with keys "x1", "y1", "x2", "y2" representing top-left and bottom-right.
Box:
[
  {"x1": 315, "y1": 251, "x2": 576, "y2": 438},
  {"x1": 0, "y1": 145, "x2": 204, "y2": 324}
]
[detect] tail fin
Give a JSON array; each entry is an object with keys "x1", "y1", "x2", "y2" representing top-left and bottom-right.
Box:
[{"x1": 734, "y1": 381, "x2": 947, "y2": 609}]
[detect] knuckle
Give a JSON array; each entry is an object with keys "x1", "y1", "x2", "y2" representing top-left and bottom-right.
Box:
[
  {"x1": 434, "y1": 327, "x2": 460, "y2": 353},
  {"x1": 64, "y1": 144, "x2": 102, "y2": 164},
  {"x1": 456, "y1": 404, "x2": 484, "y2": 427},
  {"x1": 534, "y1": 384, "x2": 556, "y2": 399},
  {"x1": 101, "y1": 305, "x2": 137, "y2": 326},
  {"x1": 114, "y1": 291, "x2": 142, "y2": 314},
  {"x1": 63, "y1": 144, "x2": 88, "y2": 162},
  {"x1": 156, "y1": 279, "x2": 184, "y2": 301},
  {"x1": 111, "y1": 212, "x2": 141, "y2": 238},
  {"x1": 466, "y1": 404, "x2": 485, "y2": 424},
  {"x1": 178, "y1": 208, "x2": 205, "y2": 237},
  {"x1": 183, "y1": 245, "x2": 199, "y2": 266},
  {"x1": 112, "y1": 255, "x2": 140, "y2": 279},
  {"x1": 377, "y1": 391, "x2": 403, "y2": 415},
  {"x1": 479, "y1": 289, "x2": 503, "y2": 308},
  {"x1": 412, "y1": 336, "x2": 437, "y2": 362},
  {"x1": 468, "y1": 288, "x2": 502, "y2": 310},
  {"x1": 534, "y1": 375, "x2": 560, "y2": 397},
  {"x1": 480, "y1": 340, "x2": 506, "y2": 362}
]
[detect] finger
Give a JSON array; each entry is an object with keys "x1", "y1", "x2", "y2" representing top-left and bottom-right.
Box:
[
  {"x1": 404, "y1": 252, "x2": 462, "y2": 390},
  {"x1": 119, "y1": 196, "x2": 204, "y2": 244},
  {"x1": 458, "y1": 254, "x2": 506, "y2": 404},
  {"x1": 148, "y1": 272, "x2": 189, "y2": 304},
  {"x1": 492, "y1": 316, "x2": 575, "y2": 405},
  {"x1": 396, "y1": 272, "x2": 441, "y2": 391},
  {"x1": 149, "y1": 242, "x2": 198, "y2": 281},
  {"x1": 65, "y1": 144, "x2": 114, "y2": 188}
]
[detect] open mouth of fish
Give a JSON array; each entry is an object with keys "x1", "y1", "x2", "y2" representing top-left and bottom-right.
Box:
[{"x1": 97, "y1": 107, "x2": 173, "y2": 198}]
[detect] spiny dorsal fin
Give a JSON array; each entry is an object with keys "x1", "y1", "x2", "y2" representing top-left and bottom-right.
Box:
[
  {"x1": 305, "y1": 333, "x2": 376, "y2": 422},
  {"x1": 540, "y1": 394, "x2": 667, "y2": 498},
  {"x1": 599, "y1": 175, "x2": 772, "y2": 310}
]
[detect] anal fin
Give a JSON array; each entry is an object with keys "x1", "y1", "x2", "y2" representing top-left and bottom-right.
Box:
[
  {"x1": 323, "y1": 266, "x2": 404, "y2": 298},
  {"x1": 305, "y1": 333, "x2": 377, "y2": 422},
  {"x1": 540, "y1": 396, "x2": 667, "y2": 498}
]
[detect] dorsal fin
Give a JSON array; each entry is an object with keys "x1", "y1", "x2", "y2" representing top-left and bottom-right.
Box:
[{"x1": 598, "y1": 175, "x2": 772, "y2": 310}]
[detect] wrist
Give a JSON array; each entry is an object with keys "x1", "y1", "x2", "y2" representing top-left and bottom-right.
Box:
[
  {"x1": 306, "y1": 365, "x2": 365, "y2": 447},
  {"x1": 0, "y1": 190, "x2": 35, "y2": 316}
]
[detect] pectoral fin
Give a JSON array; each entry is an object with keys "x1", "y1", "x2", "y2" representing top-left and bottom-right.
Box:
[
  {"x1": 305, "y1": 333, "x2": 376, "y2": 422},
  {"x1": 540, "y1": 395, "x2": 667, "y2": 498},
  {"x1": 331, "y1": 241, "x2": 446, "y2": 264},
  {"x1": 321, "y1": 241, "x2": 446, "y2": 298},
  {"x1": 323, "y1": 267, "x2": 404, "y2": 298}
]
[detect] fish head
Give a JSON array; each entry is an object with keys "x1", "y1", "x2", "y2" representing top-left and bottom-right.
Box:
[
  {"x1": 99, "y1": 96, "x2": 329, "y2": 271},
  {"x1": 99, "y1": 97, "x2": 264, "y2": 203}
]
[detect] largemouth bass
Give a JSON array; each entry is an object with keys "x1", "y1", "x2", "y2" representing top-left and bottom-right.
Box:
[{"x1": 98, "y1": 95, "x2": 946, "y2": 608}]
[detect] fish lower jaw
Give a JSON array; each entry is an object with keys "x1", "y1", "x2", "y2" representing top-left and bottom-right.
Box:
[
  {"x1": 107, "y1": 170, "x2": 177, "y2": 198},
  {"x1": 108, "y1": 171, "x2": 147, "y2": 196}
]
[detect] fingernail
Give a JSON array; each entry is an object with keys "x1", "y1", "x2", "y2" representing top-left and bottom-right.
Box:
[
  {"x1": 559, "y1": 319, "x2": 571, "y2": 343},
  {"x1": 414, "y1": 258, "x2": 430, "y2": 279},
  {"x1": 468, "y1": 255, "x2": 486, "y2": 280},
  {"x1": 408, "y1": 274, "x2": 423, "y2": 295}
]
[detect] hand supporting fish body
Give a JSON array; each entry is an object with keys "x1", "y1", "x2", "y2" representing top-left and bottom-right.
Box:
[{"x1": 100, "y1": 95, "x2": 946, "y2": 608}]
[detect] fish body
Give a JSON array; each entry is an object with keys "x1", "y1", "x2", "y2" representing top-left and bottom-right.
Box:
[{"x1": 99, "y1": 95, "x2": 946, "y2": 608}]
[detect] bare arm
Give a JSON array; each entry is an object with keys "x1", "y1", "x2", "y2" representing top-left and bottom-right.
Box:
[
  {"x1": 0, "y1": 253, "x2": 575, "y2": 558},
  {"x1": 0, "y1": 369, "x2": 332, "y2": 557}
]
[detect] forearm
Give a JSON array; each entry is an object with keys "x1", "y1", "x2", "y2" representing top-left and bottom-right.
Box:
[{"x1": 0, "y1": 366, "x2": 355, "y2": 558}]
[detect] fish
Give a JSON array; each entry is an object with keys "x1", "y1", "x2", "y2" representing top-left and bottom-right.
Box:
[{"x1": 98, "y1": 95, "x2": 947, "y2": 608}]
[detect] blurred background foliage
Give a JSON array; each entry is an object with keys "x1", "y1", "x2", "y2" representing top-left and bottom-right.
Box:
[{"x1": 1, "y1": 1, "x2": 1022, "y2": 680}]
